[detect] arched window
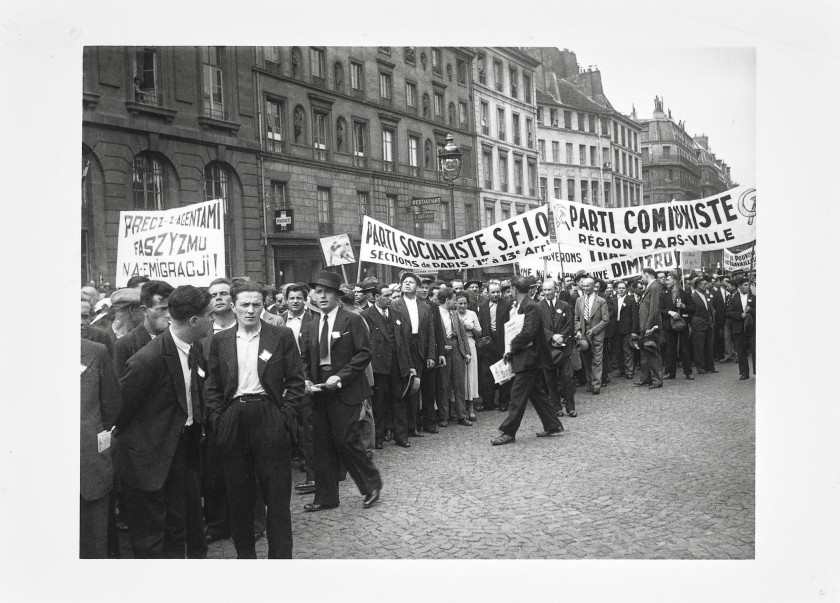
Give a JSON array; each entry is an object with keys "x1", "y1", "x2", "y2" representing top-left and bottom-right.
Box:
[
  {"x1": 133, "y1": 153, "x2": 164, "y2": 210},
  {"x1": 204, "y1": 162, "x2": 233, "y2": 273}
]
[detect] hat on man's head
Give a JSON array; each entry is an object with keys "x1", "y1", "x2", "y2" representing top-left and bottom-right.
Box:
[
  {"x1": 309, "y1": 271, "x2": 343, "y2": 293},
  {"x1": 465, "y1": 279, "x2": 482, "y2": 289},
  {"x1": 361, "y1": 276, "x2": 379, "y2": 292},
  {"x1": 574, "y1": 270, "x2": 589, "y2": 281},
  {"x1": 110, "y1": 288, "x2": 141, "y2": 310},
  {"x1": 400, "y1": 271, "x2": 420, "y2": 286},
  {"x1": 420, "y1": 276, "x2": 435, "y2": 285}
]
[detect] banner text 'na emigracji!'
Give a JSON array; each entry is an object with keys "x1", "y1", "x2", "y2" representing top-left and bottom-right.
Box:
[
  {"x1": 550, "y1": 186, "x2": 756, "y2": 253},
  {"x1": 115, "y1": 199, "x2": 226, "y2": 287},
  {"x1": 360, "y1": 206, "x2": 552, "y2": 270}
]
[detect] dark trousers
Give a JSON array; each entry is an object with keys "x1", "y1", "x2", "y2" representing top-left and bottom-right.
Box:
[
  {"x1": 498, "y1": 368, "x2": 562, "y2": 437},
  {"x1": 312, "y1": 392, "x2": 382, "y2": 506},
  {"x1": 184, "y1": 461, "x2": 207, "y2": 558},
  {"x1": 122, "y1": 430, "x2": 194, "y2": 558},
  {"x1": 542, "y1": 365, "x2": 563, "y2": 413},
  {"x1": 639, "y1": 341, "x2": 664, "y2": 386},
  {"x1": 734, "y1": 331, "x2": 756, "y2": 377},
  {"x1": 296, "y1": 395, "x2": 316, "y2": 481},
  {"x1": 435, "y1": 344, "x2": 466, "y2": 421},
  {"x1": 612, "y1": 333, "x2": 635, "y2": 377},
  {"x1": 80, "y1": 495, "x2": 109, "y2": 559},
  {"x1": 664, "y1": 329, "x2": 693, "y2": 376},
  {"x1": 202, "y1": 425, "x2": 229, "y2": 537},
  {"x1": 692, "y1": 321, "x2": 715, "y2": 372},
  {"x1": 407, "y1": 336, "x2": 431, "y2": 430},
  {"x1": 373, "y1": 369, "x2": 407, "y2": 443},
  {"x1": 216, "y1": 397, "x2": 292, "y2": 559}
]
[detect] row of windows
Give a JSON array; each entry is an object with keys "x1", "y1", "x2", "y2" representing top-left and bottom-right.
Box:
[
  {"x1": 481, "y1": 149, "x2": 538, "y2": 197},
  {"x1": 537, "y1": 176, "x2": 640, "y2": 207},
  {"x1": 536, "y1": 106, "x2": 640, "y2": 152},
  {"x1": 479, "y1": 101, "x2": 535, "y2": 148},
  {"x1": 264, "y1": 98, "x2": 472, "y2": 177},
  {"x1": 129, "y1": 153, "x2": 232, "y2": 212},
  {"x1": 475, "y1": 52, "x2": 533, "y2": 103},
  {"x1": 482, "y1": 200, "x2": 538, "y2": 227}
]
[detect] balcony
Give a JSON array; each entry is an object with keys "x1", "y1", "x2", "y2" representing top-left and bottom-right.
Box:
[
  {"x1": 513, "y1": 134, "x2": 521, "y2": 146},
  {"x1": 313, "y1": 148, "x2": 329, "y2": 162},
  {"x1": 380, "y1": 96, "x2": 393, "y2": 108},
  {"x1": 382, "y1": 160, "x2": 395, "y2": 173},
  {"x1": 351, "y1": 87, "x2": 364, "y2": 99},
  {"x1": 353, "y1": 155, "x2": 368, "y2": 168},
  {"x1": 498, "y1": 131, "x2": 506, "y2": 141},
  {"x1": 311, "y1": 75, "x2": 326, "y2": 89},
  {"x1": 484, "y1": 179, "x2": 492, "y2": 188},
  {"x1": 263, "y1": 60, "x2": 282, "y2": 75},
  {"x1": 482, "y1": 124, "x2": 489, "y2": 135},
  {"x1": 500, "y1": 182, "x2": 508, "y2": 192},
  {"x1": 516, "y1": 185, "x2": 523, "y2": 195}
]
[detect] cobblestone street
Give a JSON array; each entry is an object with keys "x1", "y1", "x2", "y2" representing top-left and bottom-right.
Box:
[{"x1": 207, "y1": 361, "x2": 754, "y2": 559}]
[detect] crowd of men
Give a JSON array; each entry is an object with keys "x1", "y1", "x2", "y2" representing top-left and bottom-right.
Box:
[{"x1": 80, "y1": 265, "x2": 755, "y2": 559}]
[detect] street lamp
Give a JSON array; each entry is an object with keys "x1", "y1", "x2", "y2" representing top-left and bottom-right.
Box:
[{"x1": 438, "y1": 133, "x2": 462, "y2": 239}]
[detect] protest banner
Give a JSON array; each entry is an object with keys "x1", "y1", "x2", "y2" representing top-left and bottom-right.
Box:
[
  {"x1": 680, "y1": 251, "x2": 701, "y2": 271},
  {"x1": 320, "y1": 233, "x2": 356, "y2": 267},
  {"x1": 519, "y1": 249, "x2": 677, "y2": 282},
  {"x1": 551, "y1": 185, "x2": 756, "y2": 253},
  {"x1": 115, "y1": 199, "x2": 226, "y2": 287},
  {"x1": 723, "y1": 246, "x2": 756, "y2": 272},
  {"x1": 360, "y1": 206, "x2": 552, "y2": 271}
]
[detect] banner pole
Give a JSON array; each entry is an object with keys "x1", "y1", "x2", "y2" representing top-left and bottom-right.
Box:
[
  {"x1": 749, "y1": 242, "x2": 756, "y2": 278},
  {"x1": 340, "y1": 265, "x2": 349, "y2": 284},
  {"x1": 356, "y1": 260, "x2": 363, "y2": 284}
]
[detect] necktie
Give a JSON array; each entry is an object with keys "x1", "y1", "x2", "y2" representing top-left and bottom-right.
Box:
[
  {"x1": 383, "y1": 309, "x2": 389, "y2": 320},
  {"x1": 584, "y1": 295, "x2": 591, "y2": 322},
  {"x1": 319, "y1": 317, "x2": 329, "y2": 362}
]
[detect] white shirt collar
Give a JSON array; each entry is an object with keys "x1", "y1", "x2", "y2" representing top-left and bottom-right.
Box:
[{"x1": 170, "y1": 331, "x2": 191, "y2": 355}]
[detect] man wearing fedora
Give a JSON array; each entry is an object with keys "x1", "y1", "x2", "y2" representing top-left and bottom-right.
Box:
[
  {"x1": 301, "y1": 271, "x2": 382, "y2": 511},
  {"x1": 363, "y1": 283, "x2": 414, "y2": 448},
  {"x1": 633, "y1": 268, "x2": 664, "y2": 389},
  {"x1": 574, "y1": 277, "x2": 610, "y2": 395},
  {"x1": 660, "y1": 271, "x2": 696, "y2": 380}
]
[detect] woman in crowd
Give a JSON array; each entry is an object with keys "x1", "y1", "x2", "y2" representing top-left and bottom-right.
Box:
[{"x1": 456, "y1": 291, "x2": 482, "y2": 422}]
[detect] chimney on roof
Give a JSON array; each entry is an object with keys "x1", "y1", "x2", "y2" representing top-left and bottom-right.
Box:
[{"x1": 575, "y1": 67, "x2": 603, "y2": 99}]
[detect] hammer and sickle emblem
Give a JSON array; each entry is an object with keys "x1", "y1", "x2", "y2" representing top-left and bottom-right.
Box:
[{"x1": 738, "y1": 188, "x2": 756, "y2": 225}]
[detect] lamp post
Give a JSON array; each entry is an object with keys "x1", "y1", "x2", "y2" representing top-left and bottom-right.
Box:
[{"x1": 438, "y1": 133, "x2": 462, "y2": 240}]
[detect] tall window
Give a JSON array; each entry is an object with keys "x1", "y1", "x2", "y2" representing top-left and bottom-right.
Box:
[
  {"x1": 480, "y1": 102, "x2": 489, "y2": 134},
  {"x1": 497, "y1": 107, "x2": 505, "y2": 140},
  {"x1": 441, "y1": 200, "x2": 451, "y2": 236},
  {"x1": 590, "y1": 146, "x2": 597, "y2": 167},
  {"x1": 134, "y1": 154, "x2": 164, "y2": 210},
  {"x1": 553, "y1": 178, "x2": 561, "y2": 199},
  {"x1": 353, "y1": 121, "x2": 367, "y2": 166},
  {"x1": 381, "y1": 128, "x2": 394, "y2": 171},
  {"x1": 566, "y1": 143, "x2": 574, "y2": 164},
  {"x1": 434, "y1": 92, "x2": 444, "y2": 117},
  {"x1": 458, "y1": 101, "x2": 468, "y2": 126},
  {"x1": 431, "y1": 48, "x2": 442, "y2": 75},
  {"x1": 552, "y1": 141, "x2": 559, "y2": 163},
  {"x1": 550, "y1": 109, "x2": 558, "y2": 126},
  {"x1": 539, "y1": 177, "x2": 547, "y2": 202},
  {"x1": 133, "y1": 48, "x2": 158, "y2": 105},
  {"x1": 528, "y1": 161, "x2": 537, "y2": 197},
  {"x1": 581, "y1": 180, "x2": 589, "y2": 203},
  {"x1": 317, "y1": 187, "x2": 332, "y2": 233},
  {"x1": 526, "y1": 118, "x2": 534, "y2": 148},
  {"x1": 386, "y1": 194, "x2": 397, "y2": 225},
  {"x1": 350, "y1": 61, "x2": 363, "y2": 93},
  {"x1": 202, "y1": 47, "x2": 225, "y2": 119},
  {"x1": 513, "y1": 157, "x2": 523, "y2": 194},
  {"x1": 310, "y1": 47, "x2": 325, "y2": 85},
  {"x1": 379, "y1": 72, "x2": 392, "y2": 102},
  {"x1": 662, "y1": 145, "x2": 671, "y2": 157},
  {"x1": 265, "y1": 99, "x2": 284, "y2": 153},
  {"x1": 579, "y1": 144, "x2": 586, "y2": 166},
  {"x1": 406, "y1": 82, "x2": 417, "y2": 109},
  {"x1": 538, "y1": 139, "x2": 546, "y2": 161},
  {"x1": 408, "y1": 135, "x2": 420, "y2": 176},
  {"x1": 498, "y1": 153, "x2": 508, "y2": 192},
  {"x1": 313, "y1": 111, "x2": 328, "y2": 161},
  {"x1": 615, "y1": 149, "x2": 621, "y2": 171},
  {"x1": 509, "y1": 67, "x2": 518, "y2": 98},
  {"x1": 205, "y1": 163, "x2": 231, "y2": 270},
  {"x1": 604, "y1": 182, "x2": 611, "y2": 206},
  {"x1": 588, "y1": 114, "x2": 596, "y2": 133},
  {"x1": 501, "y1": 205, "x2": 510, "y2": 221},
  {"x1": 564, "y1": 110, "x2": 572, "y2": 129},
  {"x1": 484, "y1": 205, "x2": 494, "y2": 227},
  {"x1": 577, "y1": 112, "x2": 585, "y2": 132},
  {"x1": 512, "y1": 113, "x2": 520, "y2": 145},
  {"x1": 493, "y1": 60, "x2": 503, "y2": 92},
  {"x1": 482, "y1": 150, "x2": 493, "y2": 188},
  {"x1": 270, "y1": 180, "x2": 287, "y2": 209},
  {"x1": 457, "y1": 59, "x2": 467, "y2": 85},
  {"x1": 477, "y1": 53, "x2": 486, "y2": 84},
  {"x1": 592, "y1": 181, "x2": 599, "y2": 204},
  {"x1": 523, "y1": 73, "x2": 532, "y2": 104}
]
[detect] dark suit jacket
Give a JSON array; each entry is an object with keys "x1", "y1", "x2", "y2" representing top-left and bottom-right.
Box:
[
  {"x1": 574, "y1": 293, "x2": 610, "y2": 341},
  {"x1": 204, "y1": 320, "x2": 305, "y2": 431},
  {"x1": 113, "y1": 323, "x2": 152, "y2": 380},
  {"x1": 81, "y1": 339, "x2": 122, "y2": 501},
  {"x1": 605, "y1": 296, "x2": 618, "y2": 338},
  {"x1": 114, "y1": 329, "x2": 203, "y2": 492},
  {"x1": 712, "y1": 288, "x2": 730, "y2": 327},
  {"x1": 362, "y1": 306, "x2": 412, "y2": 377},
  {"x1": 635, "y1": 279, "x2": 663, "y2": 335},
  {"x1": 508, "y1": 296, "x2": 546, "y2": 373},
  {"x1": 660, "y1": 287, "x2": 696, "y2": 332},
  {"x1": 539, "y1": 297, "x2": 574, "y2": 359},
  {"x1": 392, "y1": 296, "x2": 436, "y2": 364},
  {"x1": 557, "y1": 289, "x2": 573, "y2": 306},
  {"x1": 691, "y1": 290, "x2": 715, "y2": 328},
  {"x1": 301, "y1": 307, "x2": 372, "y2": 406},
  {"x1": 613, "y1": 295, "x2": 637, "y2": 336},
  {"x1": 726, "y1": 292, "x2": 756, "y2": 335},
  {"x1": 82, "y1": 324, "x2": 114, "y2": 358},
  {"x1": 477, "y1": 298, "x2": 511, "y2": 354}
]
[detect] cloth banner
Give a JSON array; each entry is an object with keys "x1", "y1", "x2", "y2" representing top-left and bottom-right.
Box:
[
  {"x1": 680, "y1": 251, "x2": 702, "y2": 270},
  {"x1": 723, "y1": 246, "x2": 756, "y2": 272},
  {"x1": 551, "y1": 185, "x2": 756, "y2": 253},
  {"x1": 320, "y1": 233, "x2": 356, "y2": 267},
  {"x1": 519, "y1": 249, "x2": 677, "y2": 282},
  {"x1": 360, "y1": 206, "x2": 552, "y2": 270},
  {"x1": 115, "y1": 199, "x2": 225, "y2": 287}
]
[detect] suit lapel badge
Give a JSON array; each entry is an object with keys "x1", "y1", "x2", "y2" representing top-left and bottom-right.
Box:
[{"x1": 259, "y1": 349, "x2": 272, "y2": 362}]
